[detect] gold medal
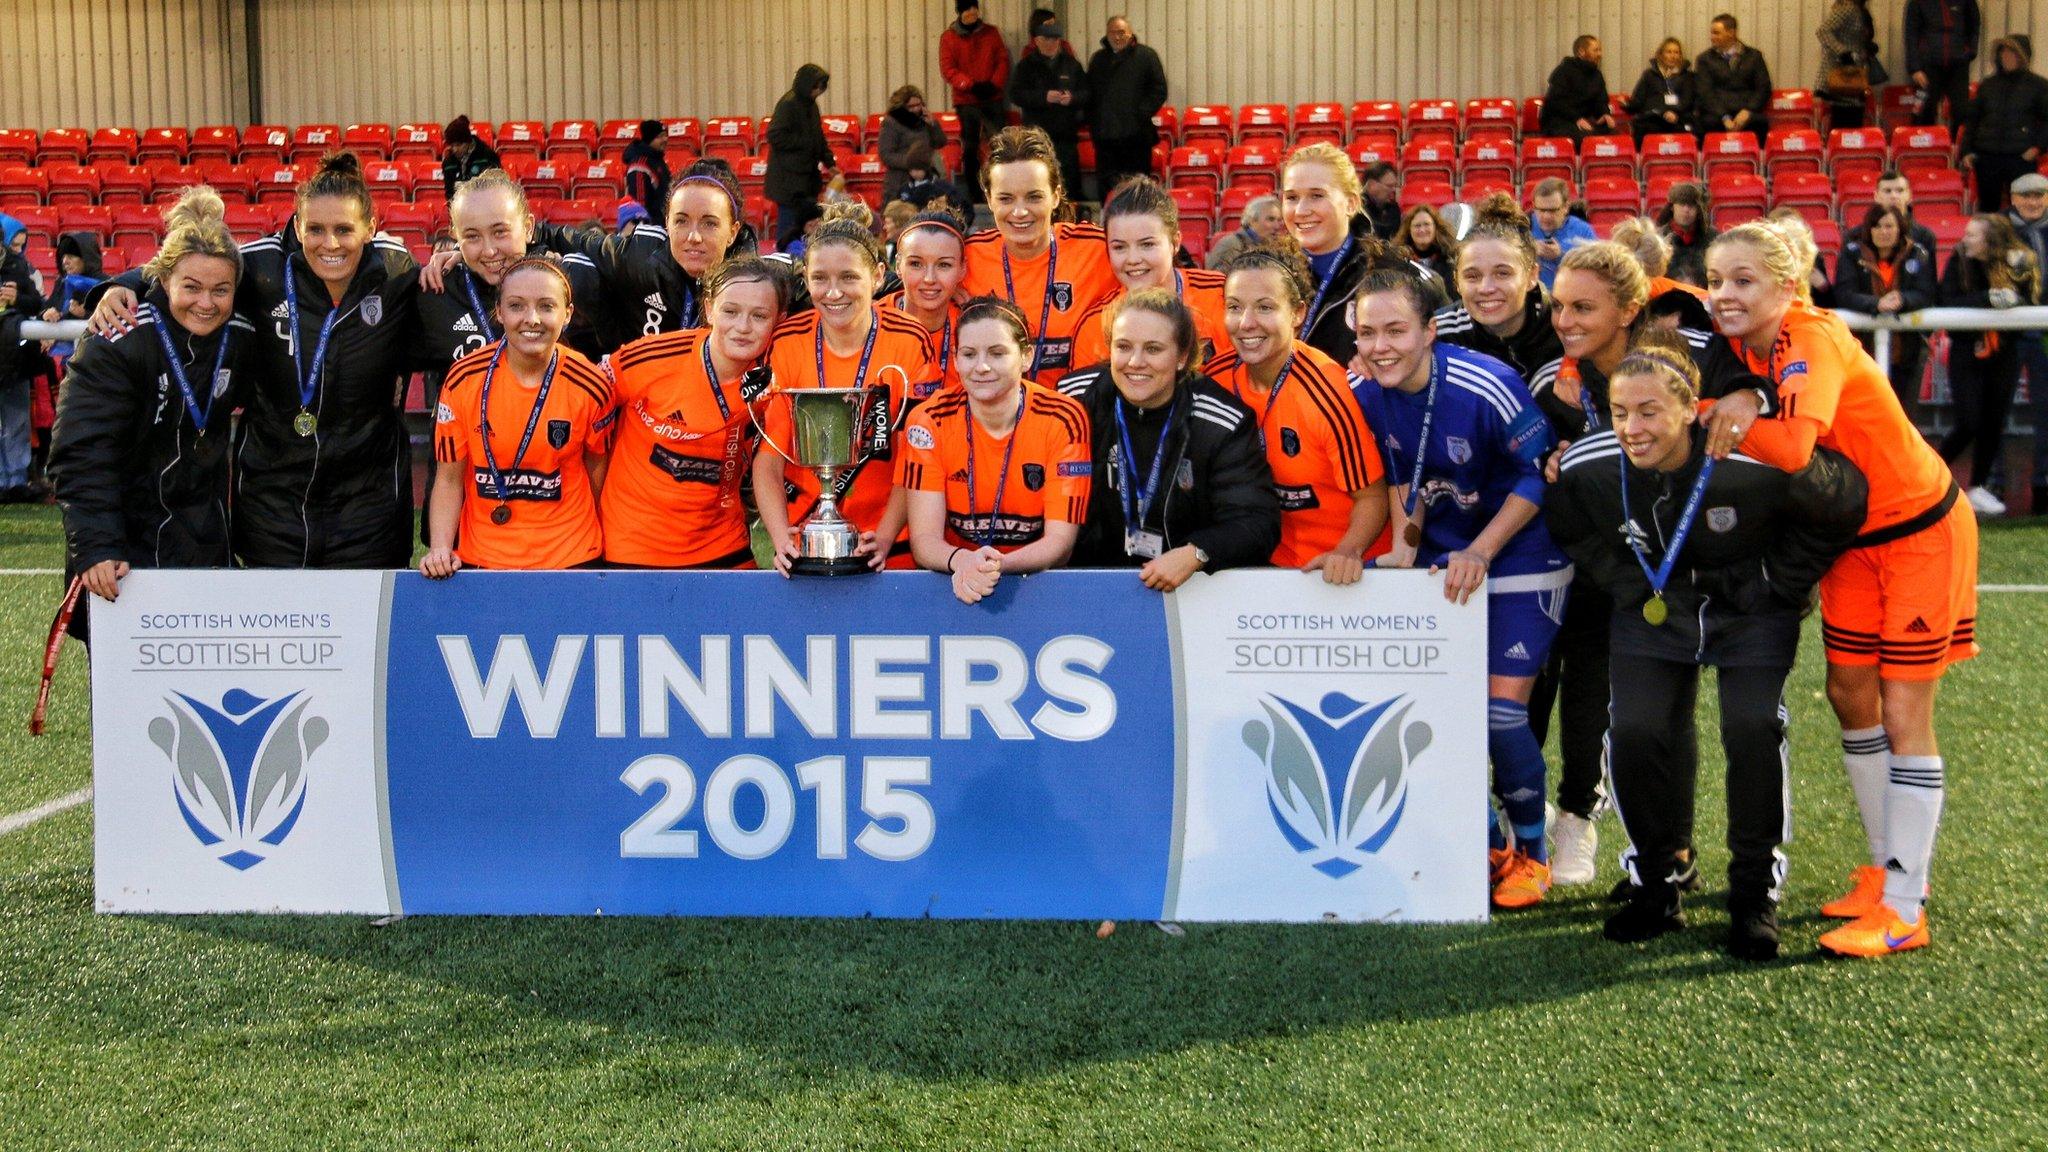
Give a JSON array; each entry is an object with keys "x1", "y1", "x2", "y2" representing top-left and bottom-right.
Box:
[
  {"x1": 1403, "y1": 522, "x2": 1421, "y2": 547},
  {"x1": 294, "y1": 409, "x2": 317, "y2": 437},
  {"x1": 1643, "y1": 595, "x2": 1669, "y2": 626}
]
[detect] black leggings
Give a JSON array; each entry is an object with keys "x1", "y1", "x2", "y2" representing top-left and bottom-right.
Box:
[
  {"x1": 1529, "y1": 576, "x2": 1610, "y2": 817},
  {"x1": 1940, "y1": 331, "x2": 2021, "y2": 485},
  {"x1": 1607, "y1": 652, "x2": 1792, "y2": 900}
]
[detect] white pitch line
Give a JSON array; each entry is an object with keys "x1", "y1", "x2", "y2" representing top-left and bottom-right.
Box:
[
  {"x1": 0, "y1": 786, "x2": 92, "y2": 836},
  {"x1": 0, "y1": 568, "x2": 62, "y2": 575}
]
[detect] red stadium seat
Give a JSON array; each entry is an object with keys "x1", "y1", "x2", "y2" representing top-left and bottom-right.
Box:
[
  {"x1": 703, "y1": 116, "x2": 756, "y2": 162},
  {"x1": 0, "y1": 129, "x2": 36, "y2": 167},
  {"x1": 1892, "y1": 124, "x2": 1952, "y2": 176},
  {"x1": 151, "y1": 166, "x2": 203, "y2": 205},
  {"x1": 1399, "y1": 178, "x2": 1456, "y2": 212},
  {"x1": 599, "y1": 119, "x2": 641, "y2": 161},
  {"x1": 289, "y1": 124, "x2": 341, "y2": 163},
  {"x1": 1181, "y1": 105, "x2": 1234, "y2": 151},
  {"x1": 393, "y1": 123, "x2": 441, "y2": 160},
  {"x1": 844, "y1": 153, "x2": 888, "y2": 207},
  {"x1": 1150, "y1": 107, "x2": 1177, "y2": 146},
  {"x1": 380, "y1": 202, "x2": 435, "y2": 249},
  {"x1": 188, "y1": 125, "x2": 240, "y2": 165},
  {"x1": 1580, "y1": 136, "x2": 1636, "y2": 183},
  {"x1": 546, "y1": 120, "x2": 600, "y2": 161},
  {"x1": 1168, "y1": 145, "x2": 1224, "y2": 196},
  {"x1": 1641, "y1": 134, "x2": 1699, "y2": 182},
  {"x1": 1465, "y1": 98, "x2": 1518, "y2": 139},
  {"x1": 240, "y1": 125, "x2": 290, "y2": 166},
  {"x1": 57, "y1": 205, "x2": 113, "y2": 243},
  {"x1": 1521, "y1": 98, "x2": 1546, "y2": 139},
  {"x1": 1520, "y1": 138, "x2": 1575, "y2": 186},
  {"x1": 1401, "y1": 138, "x2": 1456, "y2": 185},
  {"x1": 515, "y1": 156, "x2": 569, "y2": 202},
  {"x1": 1914, "y1": 169, "x2": 1968, "y2": 217},
  {"x1": 343, "y1": 123, "x2": 393, "y2": 160},
  {"x1": 253, "y1": 162, "x2": 306, "y2": 205},
  {"x1": 44, "y1": 165, "x2": 100, "y2": 207},
  {"x1": 1836, "y1": 169, "x2": 1881, "y2": 223},
  {"x1": 1171, "y1": 185, "x2": 1217, "y2": 230},
  {"x1": 1645, "y1": 172, "x2": 1692, "y2": 208},
  {"x1": 1827, "y1": 128, "x2": 1889, "y2": 181},
  {"x1": 9, "y1": 205, "x2": 57, "y2": 251},
  {"x1": 1225, "y1": 143, "x2": 1281, "y2": 194},
  {"x1": 1710, "y1": 172, "x2": 1768, "y2": 225},
  {"x1": 38, "y1": 128, "x2": 88, "y2": 165},
  {"x1": 664, "y1": 117, "x2": 703, "y2": 161},
  {"x1": 736, "y1": 155, "x2": 770, "y2": 196},
  {"x1": 111, "y1": 203, "x2": 163, "y2": 249},
  {"x1": 1462, "y1": 177, "x2": 1516, "y2": 202},
  {"x1": 1220, "y1": 184, "x2": 1264, "y2": 231},
  {"x1": 137, "y1": 127, "x2": 189, "y2": 166},
  {"x1": 1764, "y1": 127, "x2": 1825, "y2": 179},
  {"x1": 1460, "y1": 138, "x2": 1516, "y2": 190},
  {"x1": 1350, "y1": 101, "x2": 1402, "y2": 142},
  {"x1": 97, "y1": 164, "x2": 153, "y2": 206},
  {"x1": 222, "y1": 203, "x2": 275, "y2": 244},
  {"x1": 1347, "y1": 138, "x2": 1397, "y2": 173},
  {"x1": 364, "y1": 159, "x2": 412, "y2": 201},
  {"x1": 1293, "y1": 102, "x2": 1346, "y2": 148},
  {"x1": 1771, "y1": 170, "x2": 1835, "y2": 212},
  {"x1": 1585, "y1": 175, "x2": 1642, "y2": 215},
  {"x1": 490, "y1": 122, "x2": 542, "y2": 162},
  {"x1": 1876, "y1": 84, "x2": 1922, "y2": 131},
  {"x1": 0, "y1": 166, "x2": 48, "y2": 206},
  {"x1": 1237, "y1": 104, "x2": 1291, "y2": 148},
  {"x1": 543, "y1": 199, "x2": 605, "y2": 228},
  {"x1": 570, "y1": 159, "x2": 623, "y2": 201},
  {"x1": 1921, "y1": 210, "x2": 1967, "y2": 253},
  {"x1": 820, "y1": 115, "x2": 863, "y2": 156},
  {"x1": 1702, "y1": 132, "x2": 1761, "y2": 180},
  {"x1": 1407, "y1": 99, "x2": 1459, "y2": 141},
  {"x1": 1770, "y1": 88, "x2": 1819, "y2": 131},
  {"x1": 1809, "y1": 218, "x2": 1842, "y2": 261},
  {"x1": 195, "y1": 161, "x2": 256, "y2": 204}
]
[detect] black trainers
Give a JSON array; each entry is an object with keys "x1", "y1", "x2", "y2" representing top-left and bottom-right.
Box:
[
  {"x1": 1606, "y1": 860, "x2": 1701, "y2": 903},
  {"x1": 1603, "y1": 885, "x2": 1684, "y2": 943},
  {"x1": 1726, "y1": 897, "x2": 1780, "y2": 961}
]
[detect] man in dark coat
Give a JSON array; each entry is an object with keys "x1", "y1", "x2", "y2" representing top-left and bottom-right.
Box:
[
  {"x1": 765, "y1": 63, "x2": 835, "y2": 250},
  {"x1": 1695, "y1": 14, "x2": 1773, "y2": 143},
  {"x1": 620, "y1": 119, "x2": 672, "y2": 221},
  {"x1": 1011, "y1": 19, "x2": 1090, "y2": 199},
  {"x1": 1905, "y1": 0, "x2": 1980, "y2": 129},
  {"x1": 439, "y1": 116, "x2": 502, "y2": 201},
  {"x1": 1960, "y1": 35, "x2": 2048, "y2": 212},
  {"x1": 1539, "y1": 35, "x2": 1619, "y2": 145},
  {"x1": 1086, "y1": 15, "x2": 1168, "y2": 197}
]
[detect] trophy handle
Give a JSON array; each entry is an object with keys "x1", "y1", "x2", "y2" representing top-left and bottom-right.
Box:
[{"x1": 747, "y1": 384, "x2": 801, "y2": 469}]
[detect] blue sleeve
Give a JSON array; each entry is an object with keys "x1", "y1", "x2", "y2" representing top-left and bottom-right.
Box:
[
  {"x1": 1560, "y1": 217, "x2": 1597, "y2": 252},
  {"x1": 1494, "y1": 378, "x2": 1555, "y2": 507}
]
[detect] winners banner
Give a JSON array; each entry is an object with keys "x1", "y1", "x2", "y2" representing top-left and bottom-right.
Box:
[{"x1": 91, "y1": 570, "x2": 1487, "y2": 922}]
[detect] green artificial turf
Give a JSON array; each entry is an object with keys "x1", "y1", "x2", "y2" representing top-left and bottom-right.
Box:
[{"x1": 2, "y1": 504, "x2": 2044, "y2": 1149}]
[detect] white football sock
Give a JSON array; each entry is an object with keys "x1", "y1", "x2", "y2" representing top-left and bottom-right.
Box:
[
  {"x1": 1841, "y1": 726, "x2": 1890, "y2": 867},
  {"x1": 1881, "y1": 755, "x2": 1944, "y2": 921}
]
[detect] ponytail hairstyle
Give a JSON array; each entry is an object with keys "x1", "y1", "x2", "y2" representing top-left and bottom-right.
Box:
[
  {"x1": 1557, "y1": 240, "x2": 1652, "y2": 339},
  {"x1": 295, "y1": 150, "x2": 376, "y2": 227},
  {"x1": 1220, "y1": 232, "x2": 1313, "y2": 310},
  {"x1": 1105, "y1": 288, "x2": 1201, "y2": 371},
  {"x1": 702, "y1": 254, "x2": 793, "y2": 313},
  {"x1": 806, "y1": 199, "x2": 884, "y2": 274},
  {"x1": 497, "y1": 254, "x2": 574, "y2": 302},
  {"x1": 1457, "y1": 191, "x2": 1540, "y2": 282},
  {"x1": 1761, "y1": 210, "x2": 1821, "y2": 302},
  {"x1": 955, "y1": 294, "x2": 1033, "y2": 351},
  {"x1": 143, "y1": 185, "x2": 241, "y2": 284},
  {"x1": 1607, "y1": 217, "x2": 1672, "y2": 280},
  {"x1": 1101, "y1": 175, "x2": 1180, "y2": 235},
  {"x1": 982, "y1": 125, "x2": 1065, "y2": 201},
  {"x1": 450, "y1": 168, "x2": 534, "y2": 230},
  {"x1": 1612, "y1": 327, "x2": 1703, "y2": 408}
]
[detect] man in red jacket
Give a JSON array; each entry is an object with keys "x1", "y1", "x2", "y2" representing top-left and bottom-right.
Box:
[{"x1": 940, "y1": 2, "x2": 1010, "y2": 207}]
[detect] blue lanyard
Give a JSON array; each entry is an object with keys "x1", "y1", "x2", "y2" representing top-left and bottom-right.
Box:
[
  {"x1": 1562, "y1": 358, "x2": 1603, "y2": 432},
  {"x1": 1399, "y1": 351, "x2": 1441, "y2": 523},
  {"x1": 815, "y1": 310, "x2": 880, "y2": 398},
  {"x1": 282, "y1": 262, "x2": 341, "y2": 415},
  {"x1": 1113, "y1": 395, "x2": 1177, "y2": 533},
  {"x1": 149, "y1": 311, "x2": 231, "y2": 435},
  {"x1": 478, "y1": 343, "x2": 560, "y2": 505},
  {"x1": 699, "y1": 339, "x2": 733, "y2": 422},
  {"x1": 964, "y1": 387, "x2": 1028, "y2": 547},
  {"x1": 1001, "y1": 238, "x2": 1059, "y2": 376},
  {"x1": 459, "y1": 267, "x2": 498, "y2": 341},
  {"x1": 1619, "y1": 450, "x2": 1718, "y2": 601},
  {"x1": 1300, "y1": 236, "x2": 1354, "y2": 338},
  {"x1": 1238, "y1": 351, "x2": 1296, "y2": 453},
  {"x1": 682, "y1": 283, "x2": 699, "y2": 330}
]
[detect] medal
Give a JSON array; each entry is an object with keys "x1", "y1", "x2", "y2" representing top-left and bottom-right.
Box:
[
  {"x1": 283, "y1": 259, "x2": 341, "y2": 442},
  {"x1": 477, "y1": 342, "x2": 561, "y2": 523},
  {"x1": 1619, "y1": 443, "x2": 1717, "y2": 629},
  {"x1": 490, "y1": 504, "x2": 511, "y2": 525},
  {"x1": 1403, "y1": 522, "x2": 1422, "y2": 547},
  {"x1": 1390, "y1": 350, "x2": 1441, "y2": 554},
  {"x1": 294, "y1": 409, "x2": 317, "y2": 437},
  {"x1": 1643, "y1": 595, "x2": 1668, "y2": 626}
]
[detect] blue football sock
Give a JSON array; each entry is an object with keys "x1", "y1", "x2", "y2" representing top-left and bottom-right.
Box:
[{"x1": 1488, "y1": 697, "x2": 1549, "y2": 865}]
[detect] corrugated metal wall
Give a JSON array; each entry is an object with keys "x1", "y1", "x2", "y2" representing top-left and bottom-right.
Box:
[
  {"x1": 0, "y1": 1, "x2": 2042, "y2": 130},
  {"x1": 0, "y1": 0, "x2": 245, "y2": 130}
]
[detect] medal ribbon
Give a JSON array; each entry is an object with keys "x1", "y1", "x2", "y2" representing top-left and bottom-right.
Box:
[
  {"x1": 1001, "y1": 238, "x2": 1059, "y2": 376},
  {"x1": 150, "y1": 311, "x2": 230, "y2": 434},
  {"x1": 460, "y1": 267, "x2": 499, "y2": 341},
  {"x1": 964, "y1": 386, "x2": 1028, "y2": 548},
  {"x1": 282, "y1": 262, "x2": 341, "y2": 416},
  {"x1": 815, "y1": 309, "x2": 880, "y2": 401},
  {"x1": 1619, "y1": 449, "x2": 1718, "y2": 608},
  {"x1": 1113, "y1": 395, "x2": 1178, "y2": 536},
  {"x1": 478, "y1": 343, "x2": 561, "y2": 507},
  {"x1": 1299, "y1": 236, "x2": 1354, "y2": 338},
  {"x1": 1399, "y1": 351, "x2": 1442, "y2": 524},
  {"x1": 699, "y1": 339, "x2": 733, "y2": 423}
]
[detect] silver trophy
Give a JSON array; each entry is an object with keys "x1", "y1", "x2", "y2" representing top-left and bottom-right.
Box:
[{"x1": 754, "y1": 383, "x2": 886, "y2": 576}]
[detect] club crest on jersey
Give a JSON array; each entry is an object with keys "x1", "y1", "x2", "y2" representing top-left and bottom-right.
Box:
[
  {"x1": 1446, "y1": 436, "x2": 1472, "y2": 464},
  {"x1": 435, "y1": 402, "x2": 455, "y2": 423},
  {"x1": 1022, "y1": 463, "x2": 1045, "y2": 491},
  {"x1": 547, "y1": 419, "x2": 571, "y2": 449},
  {"x1": 361, "y1": 296, "x2": 383, "y2": 326},
  {"x1": 1706, "y1": 506, "x2": 1737, "y2": 533},
  {"x1": 212, "y1": 369, "x2": 232, "y2": 399},
  {"x1": 1280, "y1": 428, "x2": 1301, "y2": 456},
  {"x1": 907, "y1": 425, "x2": 935, "y2": 450},
  {"x1": 1050, "y1": 282, "x2": 1073, "y2": 312}
]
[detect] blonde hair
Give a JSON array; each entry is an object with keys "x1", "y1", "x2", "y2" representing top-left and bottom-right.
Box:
[
  {"x1": 1762, "y1": 210, "x2": 1820, "y2": 302},
  {"x1": 450, "y1": 168, "x2": 533, "y2": 228},
  {"x1": 1608, "y1": 217, "x2": 1672, "y2": 279},
  {"x1": 143, "y1": 186, "x2": 241, "y2": 284},
  {"x1": 1711, "y1": 221, "x2": 1810, "y2": 300},
  {"x1": 1558, "y1": 240, "x2": 1652, "y2": 316},
  {"x1": 807, "y1": 199, "x2": 884, "y2": 273},
  {"x1": 1281, "y1": 141, "x2": 1363, "y2": 212},
  {"x1": 1612, "y1": 329, "x2": 1703, "y2": 407}
]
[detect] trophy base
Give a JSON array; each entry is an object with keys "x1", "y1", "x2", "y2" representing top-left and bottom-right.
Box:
[{"x1": 790, "y1": 554, "x2": 874, "y2": 577}]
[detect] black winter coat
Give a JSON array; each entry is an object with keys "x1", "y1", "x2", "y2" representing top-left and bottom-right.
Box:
[
  {"x1": 1086, "y1": 39, "x2": 1168, "y2": 142},
  {"x1": 1627, "y1": 67, "x2": 1700, "y2": 137},
  {"x1": 1694, "y1": 45, "x2": 1774, "y2": 123},
  {"x1": 1832, "y1": 235, "x2": 1940, "y2": 316},
  {"x1": 1300, "y1": 214, "x2": 1449, "y2": 368},
  {"x1": 1962, "y1": 56, "x2": 2048, "y2": 157},
  {"x1": 766, "y1": 64, "x2": 833, "y2": 203},
  {"x1": 1540, "y1": 56, "x2": 1613, "y2": 135},
  {"x1": 441, "y1": 142, "x2": 503, "y2": 201},
  {"x1": 1011, "y1": 49, "x2": 1090, "y2": 141},
  {"x1": 50, "y1": 286, "x2": 257, "y2": 574},
  {"x1": 1057, "y1": 365, "x2": 1280, "y2": 569},
  {"x1": 620, "y1": 139, "x2": 672, "y2": 218},
  {"x1": 1433, "y1": 288, "x2": 1562, "y2": 379}
]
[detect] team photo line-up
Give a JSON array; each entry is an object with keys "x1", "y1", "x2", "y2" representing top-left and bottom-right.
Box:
[{"x1": 50, "y1": 102, "x2": 1981, "y2": 961}]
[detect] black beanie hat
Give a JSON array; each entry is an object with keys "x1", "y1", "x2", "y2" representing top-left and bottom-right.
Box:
[
  {"x1": 955, "y1": 0, "x2": 977, "y2": 14},
  {"x1": 445, "y1": 115, "x2": 474, "y2": 145},
  {"x1": 638, "y1": 119, "x2": 664, "y2": 143}
]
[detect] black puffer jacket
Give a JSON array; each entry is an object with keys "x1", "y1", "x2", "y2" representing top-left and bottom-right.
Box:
[
  {"x1": 1962, "y1": 36, "x2": 2048, "y2": 157},
  {"x1": 1540, "y1": 55, "x2": 1612, "y2": 135},
  {"x1": 1056, "y1": 364, "x2": 1280, "y2": 569},
  {"x1": 50, "y1": 285, "x2": 257, "y2": 573},
  {"x1": 1832, "y1": 234, "x2": 1940, "y2": 315},
  {"x1": 765, "y1": 64, "x2": 833, "y2": 203},
  {"x1": 1086, "y1": 37, "x2": 1168, "y2": 142}
]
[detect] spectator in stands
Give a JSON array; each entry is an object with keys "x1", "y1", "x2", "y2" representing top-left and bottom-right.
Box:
[
  {"x1": 1905, "y1": 0, "x2": 1981, "y2": 130},
  {"x1": 1087, "y1": 15, "x2": 1168, "y2": 195},
  {"x1": 767, "y1": 64, "x2": 836, "y2": 251},
  {"x1": 1206, "y1": 194, "x2": 1283, "y2": 270},
  {"x1": 1833, "y1": 204, "x2": 1940, "y2": 429},
  {"x1": 1696, "y1": 14, "x2": 1773, "y2": 143},
  {"x1": 879, "y1": 85, "x2": 949, "y2": 204},
  {"x1": 2004, "y1": 173, "x2": 2048, "y2": 511},
  {"x1": 1610, "y1": 217, "x2": 1713, "y2": 331},
  {"x1": 0, "y1": 216, "x2": 48, "y2": 502},
  {"x1": 1868, "y1": 170, "x2": 1942, "y2": 431},
  {"x1": 621, "y1": 120, "x2": 671, "y2": 221},
  {"x1": 1655, "y1": 181, "x2": 1716, "y2": 287},
  {"x1": 1875, "y1": 170, "x2": 1942, "y2": 256},
  {"x1": 1816, "y1": 0, "x2": 1881, "y2": 131},
  {"x1": 1360, "y1": 162, "x2": 1402, "y2": 240},
  {"x1": 1394, "y1": 204, "x2": 1458, "y2": 284},
  {"x1": 42, "y1": 232, "x2": 103, "y2": 362},
  {"x1": 1011, "y1": 19, "x2": 1089, "y2": 201},
  {"x1": 1939, "y1": 213, "x2": 2041, "y2": 515},
  {"x1": 440, "y1": 116, "x2": 502, "y2": 201},
  {"x1": 940, "y1": 3, "x2": 1011, "y2": 207},
  {"x1": 1959, "y1": 35, "x2": 2048, "y2": 213},
  {"x1": 879, "y1": 199, "x2": 918, "y2": 265},
  {"x1": 1627, "y1": 38, "x2": 1701, "y2": 145},
  {"x1": 1540, "y1": 35, "x2": 1620, "y2": 145},
  {"x1": 1530, "y1": 177, "x2": 1595, "y2": 289},
  {"x1": 1023, "y1": 8, "x2": 1074, "y2": 59}
]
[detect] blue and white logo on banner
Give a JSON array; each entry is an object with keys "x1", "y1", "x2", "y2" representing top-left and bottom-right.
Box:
[
  {"x1": 150, "y1": 688, "x2": 326, "y2": 870},
  {"x1": 1246, "y1": 692, "x2": 1423, "y2": 879}
]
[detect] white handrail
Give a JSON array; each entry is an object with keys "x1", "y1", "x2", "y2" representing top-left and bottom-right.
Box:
[
  {"x1": 19, "y1": 319, "x2": 87, "y2": 342},
  {"x1": 1832, "y1": 307, "x2": 2048, "y2": 376}
]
